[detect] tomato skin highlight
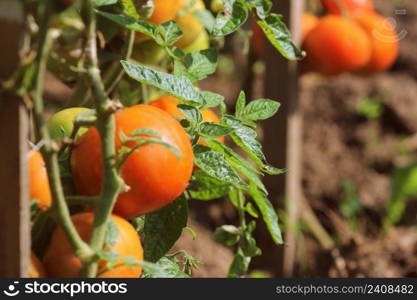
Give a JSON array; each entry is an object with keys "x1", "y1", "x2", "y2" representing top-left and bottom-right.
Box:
[
  {"x1": 302, "y1": 15, "x2": 371, "y2": 75},
  {"x1": 44, "y1": 212, "x2": 143, "y2": 278},
  {"x1": 28, "y1": 150, "x2": 52, "y2": 209},
  {"x1": 71, "y1": 105, "x2": 194, "y2": 218}
]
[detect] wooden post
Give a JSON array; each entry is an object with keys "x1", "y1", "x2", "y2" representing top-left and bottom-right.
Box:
[
  {"x1": 261, "y1": 0, "x2": 304, "y2": 277},
  {"x1": 0, "y1": 0, "x2": 30, "y2": 278},
  {"x1": 0, "y1": 96, "x2": 30, "y2": 277}
]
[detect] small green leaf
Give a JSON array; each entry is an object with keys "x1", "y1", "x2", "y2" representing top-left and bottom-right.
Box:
[
  {"x1": 142, "y1": 257, "x2": 190, "y2": 278},
  {"x1": 199, "y1": 122, "x2": 234, "y2": 138},
  {"x1": 120, "y1": 0, "x2": 140, "y2": 19},
  {"x1": 178, "y1": 104, "x2": 203, "y2": 123},
  {"x1": 189, "y1": 170, "x2": 231, "y2": 200},
  {"x1": 193, "y1": 145, "x2": 243, "y2": 186},
  {"x1": 144, "y1": 196, "x2": 188, "y2": 262},
  {"x1": 241, "y1": 234, "x2": 262, "y2": 257},
  {"x1": 159, "y1": 21, "x2": 183, "y2": 46},
  {"x1": 257, "y1": 15, "x2": 304, "y2": 60},
  {"x1": 200, "y1": 91, "x2": 224, "y2": 109},
  {"x1": 243, "y1": 99, "x2": 280, "y2": 121},
  {"x1": 94, "y1": 0, "x2": 118, "y2": 7},
  {"x1": 245, "y1": 202, "x2": 259, "y2": 218},
  {"x1": 248, "y1": 0, "x2": 272, "y2": 19},
  {"x1": 248, "y1": 183, "x2": 283, "y2": 244},
  {"x1": 96, "y1": 10, "x2": 158, "y2": 38},
  {"x1": 212, "y1": 0, "x2": 249, "y2": 36},
  {"x1": 228, "y1": 248, "x2": 251, "y2": 278},
  {"x1": 178, "y1": 48, "x2": 219, "y2": 82},
  {"x1": 235, "y1": 91, "x2": 246, "y2": 118},
  {"x1": 214, "y1": 225, "x2": 241, "y2": 246},
  {"x1": 121, "y1": 61, "x2": 205, "y2": 106}
]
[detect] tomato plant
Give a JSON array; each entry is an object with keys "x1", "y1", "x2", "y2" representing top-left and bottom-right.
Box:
[{"x1": 9, "y1": 0, "x2": 305, "y2": 278}]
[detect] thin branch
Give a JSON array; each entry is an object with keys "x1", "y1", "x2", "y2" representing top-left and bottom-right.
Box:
[
  {"x1": 31, "y1": 0, "x2": 93, "y2": 262},
  {"x1": 80, "y1": 0, "x2": 124, "y2": 278}
]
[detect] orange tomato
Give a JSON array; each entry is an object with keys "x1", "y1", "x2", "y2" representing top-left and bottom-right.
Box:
[
  {"x1": 320, "y1": 0, "x2": 374, "y2": 15},
  {"x1": 44, "y1": 212, "x2": 143, "y2": 277},
  {"x1": 149, "y1": 96, "x2": 224, "y2": 143},
  {"x1": 354, "y1": 13, "x2": 399, "y2": 73},
  {"x1": 29, "y1": 252, "x2": 46, "y2": 278},
  {"x1": 302, "y1": 15, "x2": 371, "y2": 75},
  {"x1": 28, "y1": 150, "x2": 52, "y2": 209},
  {"x1": 302, "y1": 13, "x2": 319, "y2": 38},
  {"x1": 71, "y1": 105, "x2": 194, "y2": 218},
  {"x1": 135, "y1": 0, "x2": 182, "y2": 42}
]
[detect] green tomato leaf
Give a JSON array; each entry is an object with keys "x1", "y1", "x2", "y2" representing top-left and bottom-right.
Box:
[
  {"x1": 189, "y1": 170, "x2": 231, "y2": 200},
  {"x1": 213, "y1": 225, "x2": 241, "y2": 246},
  {"x1": 121, "y1": 61, "x2": 205, "y2": 106},
  {"x1": 193, "y1": 145, "x2": 243, "y2": 186},
  {"x1": 200, "y1": 91, "x2": 224, "y2": 109},
  {"x1": 247, "y1": 0, "x2": 272, "y2": 19},
  {"x1": 243, "y1": 98, "x2": 280, "y2": 121},
  {"x1": 228, "y1": 248, "x2": 251, "y2": 278},
  {"x1": 120, "y1": 0, "x2": 140, "y2": 19},
  {"x1": 159, "y1": 21, "x2": 183, "y2": 46},
  {"x1": 142, "y1": 256, "x2": 190, "y2": 278},
  {"x1": 248, "y1": 183, "x2": 283, "y2": 244},
  {"x1": 94, "y1": 0, "x2": 118, "y2": 7},
  {"x1": 211, "y1": 0, "x2": 249, "y2": 36},
  {"x1": 178, "y1": 104, "x2": 203, "y2": 123},
  {"x1": 144, "y1": 196, "x2": 188, "y2": 262},
  {"x1": 235, "y1": 91, "x2": 246, "y2": 118},
  {"x1": 96, "y1": 10, "x2": 158, "y2": 38},
  {"x1": 257, "y1": 15, "x2": 304, "y2": 60},
  {"x1": 199, "y1": 122, "x2": 234, "y2": 138}
]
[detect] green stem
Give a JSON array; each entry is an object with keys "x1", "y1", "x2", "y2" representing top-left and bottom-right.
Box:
[
  {"x1": 81, "y1": 0, "x2": 123, "y2": 278},
  {"x1": 31, "y1": 0, "x2": 93, "y2": 262},
  {"x1": 103, "y1": 29, "x2": 135, "y2": 95}
]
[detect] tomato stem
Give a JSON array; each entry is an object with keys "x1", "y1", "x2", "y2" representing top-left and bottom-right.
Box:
[
  {"x1": 31, "y1": 0, "x2": 94, "y2": 263},
  {"x1": 80, "y1": 0, "x2": 124, "y2": 278}
]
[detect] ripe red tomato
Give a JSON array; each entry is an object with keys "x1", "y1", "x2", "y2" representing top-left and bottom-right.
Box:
[
  {"x1": 354, "y1": 12, "x2": 399, "y2": 73},
  {"x1": 71, "y1": 105, "x2": 194, "y2": 218},
  {"x1": 302, "y1": 15, "x2": 371, "y2": 75},
  {"x1": 28, "y1": 150, "x2": 52, "y2": 209},
  {"x1": 44, "y1": 212, "x2": 143, "y2": 277}
]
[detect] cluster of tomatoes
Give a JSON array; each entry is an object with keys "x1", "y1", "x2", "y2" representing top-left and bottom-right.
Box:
[
  {"x1": 301, "y1": 0, "x2": 399, "y2": 75},
  {"x1": 28, "y1": 0, "x2": 219, "y2": 278},
  {"x1": 29, "y1": 95, "x2": 221, "y2": 277}
]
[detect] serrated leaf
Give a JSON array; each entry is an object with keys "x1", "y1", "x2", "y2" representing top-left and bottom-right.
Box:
[
  {"x1": 144, "y1": 196, "x2": 188, "y2": 262},
  {"x1": 199, "y1": 122, "x2": 234, "y2": 138},
  {"x1": 121, "y1": 61, "x2": 205, "y2": 106},
  {"x1": 189, "y1": 170, "x2": 231, "y2": 200},
  {"x1": 193, "y1": 145, "x2": 243, "y2": 186},
  {"x1": 214, "y1": 225, "x2": 241, "y2": 246},
  {"x1": 248, "y1": 0, "x2": 272, "y2": 19},
  {"x1": 96, "y1": 10, "x2": 158, "y2": 37},
  {"x1": 243, "y1": 99, "x2": 280, "y2": 121},
  {"x1": 120, "y1": 0, "x2": 140, "y2": 19},
  {"x1": 178, "y1": 48, "x2": 219, "y2": 83},
  {"x1": 235, "y1": 91, "x2": 246, "y2": 118},
  {"x1": 212, "y1": 0, "x2": 249, "y2": 36},
  {"x1": 142, "y1": 257, "x2": 190, "y2": 278},
  {"x1": 159, "y1": 21, "x2": 183, "y2": 46},
  {"x1": 228, "y1": 248, "x2": 251, "y2": 278},
  {"x1": 94, "y1": 0, "x2": 118, "y2": 7},
  {"x1": 178, "y1": 104, "x2": 203, "y2": 123},
  {"x1": 200, "y1": 91, "x2": 224, "y2": 109},
  {"x1": 248, "y1": 183, "x2": 283, "y2": 244},
  {"x1": 257, "y1": 15, "x2": 304, "y2": 60}
]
